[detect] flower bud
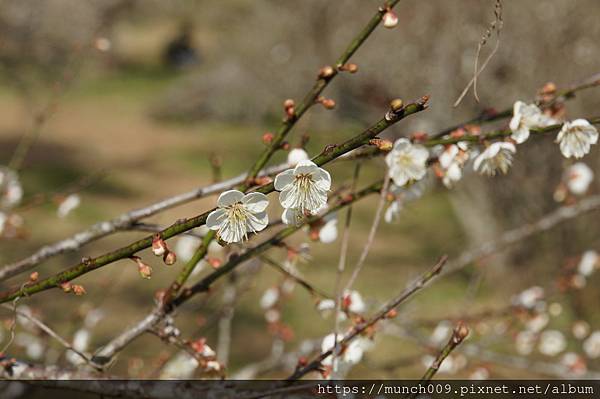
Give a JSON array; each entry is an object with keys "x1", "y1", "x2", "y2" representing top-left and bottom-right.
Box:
[
  {"x1": 29, "y1": 272, "x2": 39, "y2": 282},
  {"x1": 163, "y1": 251, "x2": 177, "y2": 266},
  {"x1": 390, "y1": 98, "x2": 403, "y2": 112},
  {"x1": 253, "y1": 176, "x2": 273, "y2": 186},
  {"x1": 318, "y1": 65, "x2": 335, "y2": 79},
  {"x1": 369, "y1": 138, "x2": 393, "y2": 151},
  {"x1": 262, "y1": 132, "x2": 274, "y2": 145},
  {"x1": 411, "y1": 131, "x2": 429, "y2": 142},
  {"x1": 72, "y1": 284, "x2": 86, "y2": 296},
  {"x1": 453, "y1": 322, "x2": 470, "y2": 342},
  {"x1": 385, "y1": 308, "x2": 398, "y2": 319},
  {"x1": 138, "y1": 262, "x2": 152, "y2": 279},
  {"x1": 207, "y1": 257, "x2": 222, "y2": 269},
  {"x1": 152, "y1": 234, "x2": 167, "y2": 257},
  {"x1": 283, "y1": 99, "x2": 295, "y2": 109},
  {"x1": 60, "y1": 282, "x2": 72, "y2": 293},
  {"x1": 382, "y1": 10, "x2": 399, "y2": 28},
  {"x1": 317, "y1": 96, "x2": 335, "y2": 109},
  {"x1": 339, "y1": 63, "x2": 358, "y2": 73},
  {"x1": 321, "y1": 98, "x2": 336, "y2": 109},
  {"x1": 283, "y1": 99, "x2": 295, "y2": 119}
]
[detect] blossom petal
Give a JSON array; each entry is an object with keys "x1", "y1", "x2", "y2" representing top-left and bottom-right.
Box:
[
  {"x1": 281, "y1": 208, "x2": 302, "y2": 225},
  {"x1": 206, "y1": 209, "x2": 226, "y2": 230},
  {"x1": 247, "y1": 211, "x2": 268, "y2": 232},
  {"x1": 242, "y1": 192, "x2": 269, "y2": 213},
  {"x1": 274, "y1": 169, "x2": 295, "y2": 191},
  {"x1": 313, "y1": 168, "x2": 331, "y2": 191},
  {"x1": 279, "y1": 188, "x2": 296, "y2": 209},
  {"x1": 217, "y1": 190, "x2": 244, "y2": 207},
  {"x1": 293, "y1": 160, "x2": 318, "y2": 175}
]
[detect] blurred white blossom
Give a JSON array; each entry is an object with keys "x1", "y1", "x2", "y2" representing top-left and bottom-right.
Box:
[
  {"x1": 57, "y1": 194, "x2": 81, "y2": 218},
  {"x1": 318, "y1": 213, "x2": 338, "y2": 243},
  {"x1": 287, "y1": 148, "x2": 309, "y2": 166},
  {"x1": 583, "y1": 331, "x2": 600, "y2": 358},
  {"x1": 160, "y1": 351, "x2": 198, "y2": 379},
  {"x1": 343, "y1": 290, "x2": 366, "y2": 314},
  {"x1": 538, "y1": 330, "x2": 566, "y2": 356},
  {"x1": 565, "y1": 162, "x2": 594, "y2": 195},
  {"x1": 260, "y1": 287, "x2": 279, "y2": 309},
  {"x1": 0, "y1": 167, "x2": 23, "y2": 209},
  {"x1": 578, "y1": 250, "x2": 598, "y2": 277}
]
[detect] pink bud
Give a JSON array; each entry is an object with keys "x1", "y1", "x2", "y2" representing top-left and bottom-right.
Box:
[
  {"x1": 72, "y1": 284, "x2": 86, "y2": 296},
  {"x1": 163, "y1": 251, "x2": 177, "y2": 266},
  {"x1": 382, "y1": 10, "x2": 398, "y2": 28},
  {"x1": 152, "y1": 234, "x2": 167, "y2": 256}
]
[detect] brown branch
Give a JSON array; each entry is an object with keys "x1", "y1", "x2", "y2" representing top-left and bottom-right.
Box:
[{"x1": 287, "y1": 255, "x2": 448, "y2": 380}]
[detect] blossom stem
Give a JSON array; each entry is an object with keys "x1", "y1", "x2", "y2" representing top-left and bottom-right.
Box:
[
  {"x1": 242, "y1": 0, "x2": 403, "y2": 188},
  {"x1": 171, "y1": 180, "x2": 385, "y2": 307},
  {"x1": 0, "y1": 99, "x2": 426, "y2": 304},
  {"x1": 425, "y1": 117, "x2": 600, "y2": 147},
  {"x1": 287, "y1": 255, "x2": 448, "y2": 380}
]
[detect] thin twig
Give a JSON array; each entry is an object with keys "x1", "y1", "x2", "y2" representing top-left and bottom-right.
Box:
[
  {"x1": 287, "y1": 255, "x2": 448, "y2": 380},
  {"x1": 0, "y1": 304, "x2": 98, "y2": 369}
]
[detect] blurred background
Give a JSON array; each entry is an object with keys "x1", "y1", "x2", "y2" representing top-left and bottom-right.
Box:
[{"x1": 0, "y1": 0, "x2": 599, "y2": 384}]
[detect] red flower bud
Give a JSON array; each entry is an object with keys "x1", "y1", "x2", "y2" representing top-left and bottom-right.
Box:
[
  {"x1": 318, "y1": 65, "x2": 335, "y2": 79},
  {"x1": 163, "y1": 251, "x2": 177, "y2": 266},
  {"x1": 152, "y1": 234, "x2": 167, "y2": 257},
  {"x1": 382, "y1": 10, "x2": 399, "y2": 28},
  {"x1": 72, "y1": 284, "x2": 86, "y2": 296}
]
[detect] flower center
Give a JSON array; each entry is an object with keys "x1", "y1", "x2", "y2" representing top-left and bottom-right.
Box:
[
  {"x1": 395, "y1": 152, "x2": 414, "y2": 167},
  {"x1": 226, "y1": 202, "x2": 249, "y2": 223}
]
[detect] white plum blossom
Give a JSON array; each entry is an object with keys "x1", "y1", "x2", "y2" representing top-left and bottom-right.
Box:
[
  {"x1": 15, "y1": 332, "x2": 44, "y2": 360},
  {"x1": 319, "y1": 213, "x2": 338, "y2": 243},
  {"x1": 583, "y1": 331, "x2": 600, "y2": 358},
  {"x1": 513, "y1": 286, "x2": 544, "y2": 309},
  {"x1": 0, "y1": 167, "x2": 23, "y2": 209},
  {"x1": 343, "y1": 290, "x2": 366, "y2": 314},
  {"x1": 421, "y1": 354, "x2": 455, "y2": 374},
  {"x1": 174, "y1": 235, "x2": 201, "y2": 262},
  {"x1": 561, "y1": 352, "x2": 587, "y2": 376},
  {"x1": 260, "y1": 287, "x2": 279, "y2": 309},
  {"x1": 316, "y1": 299, "x2": 336, "y2": 318},
  {"x1": 67, "y1": 328, "x2": 91, "y2": 366},
  {"x1": 287, "y1": 148, "x2": 309, "y2": 166},
  {"x1": 321, "y1": 333, "x2": 373, "y2": 372},
  {"x1": 572, "y1": 320, "x2": 590, "y2": 340},
  {"x1": 384, "y1": 200, "x2": 402, "y2": 224},
  {"x1": 439, "y1": 144, "x2": 469, "y2": 188},
  {"x1": 160, "y1": 351, "x2": 199, "y2": 379},
  {"x1": 430, "y1": 321, "x2": 452, "y2": 345},
  {"x1": 384, "y1": 179, "x2": 428, "y2": 223},
  {"x1": 509, "y1": 101, "x2": 555, "y2": 144},
  {"x1": 578, "y1": 250, "x2": 598, "y2": 277},
  {"x1": 386, "y1": 138, "x2": 429, "y2": 187},
  {"x1": 206, "y1": 190, "x2": 269, "y2": 243},
  {"x1": 525, "y1": 313, "x2": 549, "y2": 333},
  {"x1": 538, "y1": 330, "x2": 566, "y2": 356},
  {"x1": 469, "y1": 367, "x2": 490, "y2": 380},
  {"x1": 274, "y1": 160, "x2": 331, "y2": 223},
  {"x1": 57, "y1": 194, "x2": 81, "y2": 218},
  {"x1": 565, "y1": 162, "x2": 594, "y2": 195},
  {"x1": 556, "y1": 119, "x2": 598, "y2": 159},
  {"x1": 515, "y1": 330, "x2": 536, "y2": 355},
  {"x1": 473, "y1": 142, "x2": 516, "y2": 176}
]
